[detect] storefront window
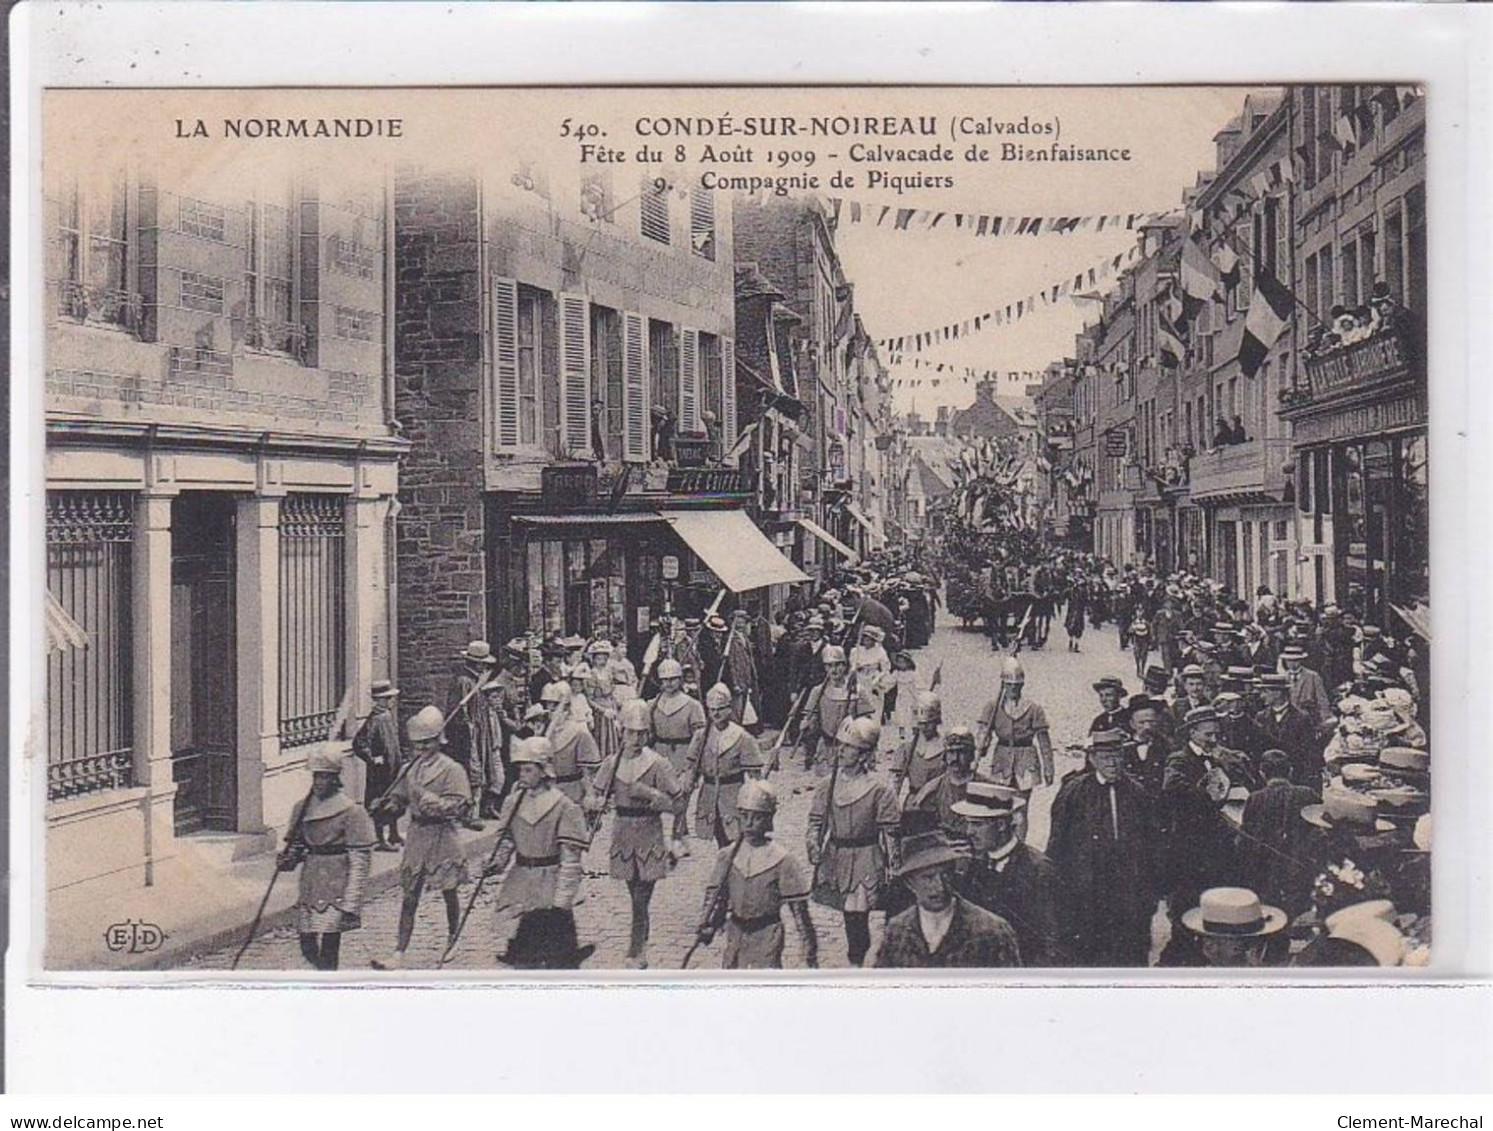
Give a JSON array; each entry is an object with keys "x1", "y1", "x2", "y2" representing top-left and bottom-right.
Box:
[{"x1": 1394, "y1": 434, "x2": 1430, "y2": 607}]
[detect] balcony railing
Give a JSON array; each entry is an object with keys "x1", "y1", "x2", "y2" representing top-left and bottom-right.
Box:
[
  {"x1": 1187, "y1": 435, "x2": 1292, "y2": 500},
  {"x1": 1298, "y1": 321, "x2": 1417, "y2": 404},
  {"x1": 244, "y1": 316, "x2": 312, "y2": 362},
  {"x1": 56, "y1": 280, "x2": 145, "y2": 334}
]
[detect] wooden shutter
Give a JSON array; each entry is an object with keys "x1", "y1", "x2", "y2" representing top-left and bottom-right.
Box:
[
  {"x1": 559, "y1": 292, "x2": 591, "y2": 456},
  {"x1": 491, "y1": 276, "x2": 520, "y2": 452},
  {"x1": 622, "y1": 311, "x2": 649, "y2": 462},
  {"x1": 679, "y1": 327, "x2": 700, "y2": 434},
  {"x1": 721, "y1": 335, "x2": 737, "y2": 453}
]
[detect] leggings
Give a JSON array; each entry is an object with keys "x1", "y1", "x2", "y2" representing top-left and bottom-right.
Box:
[
  {"x1": 299, "y1": 932, "x2": 342, "y2": 971},
  {"x1": 844, "y1": 911, "x2": 872, "y2": 967}
]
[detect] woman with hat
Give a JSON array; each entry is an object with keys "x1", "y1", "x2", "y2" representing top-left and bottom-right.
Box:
[
  {"x1": 370, "y1": 706, "x2": 472, "y2": 970},
  {"x1": 873, "y1": 831, "x2": 1021, "y2": 969},
  {"x1": 487, "y1": 737, "x2": 595, "y2": 970},
  {"x1": 806, "y1": 716, "x2": 900, "y2": 967},
  {"x1": 848, "y1": 623, "x2": 894, "y2": 726},
  {"x1": 695, "y1": 780, "x2": 818, "y2": 970},
  {"x1": 278, "y1": 748, "x2": 377, "y2": 971},
  {"x1": 586, "y1": 698, "x2": 683, "y2": 969},
  {"x1": 647, "y1": 658, "x2": 707, "y2": 853},
  {"x1": 1181, "y1": 886, "x2": 1289, "y2": 967},
  {"x1": 351, "y1": 679, "x2": 403, "y2": 851},
  {"x1": 975, "y1": 657, "x2": 1055, "y2": 803},
  {"x1": 685, "y1": 683, "x2": 767, "y2": 848}
]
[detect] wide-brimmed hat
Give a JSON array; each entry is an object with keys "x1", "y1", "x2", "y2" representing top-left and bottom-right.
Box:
[
  {"x1": 370, "y1": 679, "x2": 399, "y2": 698},
  {"x1": 951, "y1": 780, "x2": 1026, "y2": 820},
  {"x1": 859, "y1": 624, "x2": 886, "y2": 642},
  {"x1": 1329, "y1": 915, "x2": 1406, "y2": 967},
  {"x1": 704, "y1": 614, "x2": 728, "y2": 632},
  {"x1": 1224, "y1": 666, "x2": 1256, "y2": 684},
  {"x1": 1181, "y1": 704, "x2": 1218, "y2": 730},
  {"x1": 893, "y1": 831, "x2": 969, "y2": 879},
  {"x1": 1088, "y1": 728, "x2": 1128, "y2": 750},
  {"x1": 1280, "y1": 645, "x2": 1309, "y2": 662},
  {"x1": 458, "y1": 640, "x2": 499, "y2": 665},
  {"x1": 1376, "y1": 746, "x2": 1430, "y2": 779},
  {"x1": 1181, "y1": 887, "x2": 1288, "y2": 938},
  {"x1": 558, "y1": 634, "x2": 588, "y2": 651},
  {"x1": 1257, "y1": 672, "x2": 1290, "y2": 691},
  {"x1": 1301, "y1": 790, "x2": 1396, "y2": 833},
  {"x1": 1092, "y1": 676, "x2": 1126, "y2": 694}
]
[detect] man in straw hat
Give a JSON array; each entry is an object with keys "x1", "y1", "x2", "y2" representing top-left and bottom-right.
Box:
[
  {"x1": 278, "y1": 747, "x2": 377, "y2": 971},
  {"x1": 873, "y1": 831, "x2": 1021, "y2": 969},
  {"x1": 1180, "y1": 886, "x2": 1289, "y2": 968},
  {"x1": 954, "y1": 781, "x2": 1060, "y2": 967},
  {"x1": 370, "y1": 705, "x2": 473, "y2": 970},
  {"x1": 1281, "y1": 643, "x2": 1333, "y2": 733},
  {"x1": 351, "y1": 679, "x2": 403, "y2": 851},
  {"x1": 486, "y1": 736, "x2": 595, "y2": 970},
  {"x1": 695, "y1": 780, "x2": 818, "y2": 969},
  {"x1": 444, "y1": 640, "x2": 500, "y2": 825},
  {"x1": 685, "y1": 683, "x2": 767, "y2": 848}
]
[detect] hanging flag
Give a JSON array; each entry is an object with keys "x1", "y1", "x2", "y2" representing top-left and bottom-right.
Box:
[
  {"x1": 1333, "y1": 114, "x2": 1358, "y2": 150},
  {"x1": 1239, "y1": 269, "x2": 1296, "y2": 378},
  {"x1": 894, "y1": 208, "x2": 915, "y2": 230},
  {"x1": 1158, "y1": 318, "x2": 1185, "y2": 369},
  {"x1": 850, "y1": 201, "x2": 862, "y2": 223},
  {"x1": 1212, "y1": 244, "x2": 1240, "y2": 289},
  {"x1": 991, "y1": 216, "x2": 1003, "y2": 236},
  {"x1": 1181, "y1": 237, "x2": 1221, "y2": 308}
]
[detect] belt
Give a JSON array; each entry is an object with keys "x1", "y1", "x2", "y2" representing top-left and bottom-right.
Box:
[
  {"x1": 553, "y1": 771, "x2": 583, "y2": 784},
  {"x1": 516, "y1": 852, "x2": 561, "y2": 868},
  {"x1": 656, "y1": 737, "x2": 691, "y2": 748},
  {"x1": 412, "y1": 815, "x2": 454, "y2": 827},
  {"x1": 832, "y1": 833, "x2": 879, "y2": 849},
  {"x1": 615, "y1": 806, "x2": 655, "y2": 818},
  {"x1": 995, "y1": 743, "x2": 1035, "y2": 752},
  {"x1": 301, "y1": 844, "x2": 352, "y2": 856},
  {"x1": 730, "y1": 911, "x2": 782, "y2": 932},
  {"x1": 704, "y1": 772, "x2": 745, "y2": 787}
]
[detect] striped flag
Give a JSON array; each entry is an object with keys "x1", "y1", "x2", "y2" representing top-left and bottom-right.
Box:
[
  {"x1": 1240, "y1": 269, "x2": 1296, "y2": 378},
  {"x1": 1182, "y1": 237, "x2": 1221, "y2": 306}
]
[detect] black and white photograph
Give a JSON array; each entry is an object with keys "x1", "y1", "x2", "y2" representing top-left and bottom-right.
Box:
[{"x1": 30, "y1": 80, "x2": 1434, "y2": 978}]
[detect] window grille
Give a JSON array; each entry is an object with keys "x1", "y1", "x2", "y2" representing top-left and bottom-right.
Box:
[{"x1": 278, "y1": 495, "x2": 347, "y2": 749}]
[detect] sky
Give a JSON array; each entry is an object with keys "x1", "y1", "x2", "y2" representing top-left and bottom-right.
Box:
[{"x1": 831, "y1": 87, "x2": 1282, "y2": 414}]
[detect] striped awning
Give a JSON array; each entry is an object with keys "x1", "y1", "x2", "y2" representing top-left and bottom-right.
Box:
[
  {"x1": 797, "y1": 517, "x2": 859, "y2": 564},
  {"x1": 46, "y1": 591, "x2": 90, "y2": 654}
]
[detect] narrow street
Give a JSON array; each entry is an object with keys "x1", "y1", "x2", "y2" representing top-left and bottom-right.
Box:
[{"x1": 200, "y1": 607, "x2": 1147, "y2": 973}]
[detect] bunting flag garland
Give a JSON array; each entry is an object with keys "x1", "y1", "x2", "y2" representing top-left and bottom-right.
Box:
[
  {"x1": 827, "y1": 197, "x2": 1168, "y2": 240},
  {"x1": 875, "y1": 241, "x2": 1144, "y2": 353}
]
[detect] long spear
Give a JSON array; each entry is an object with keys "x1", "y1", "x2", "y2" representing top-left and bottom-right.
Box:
[
  {"x1": 438, "y1": 785, "x2": 529, "y2": 967},
  {"x1": 680, "y1": 833, "x2": 745, "y2": 970}
]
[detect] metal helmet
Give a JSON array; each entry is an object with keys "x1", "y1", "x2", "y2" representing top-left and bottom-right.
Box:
[
  {"x1": 510, "y1": 736, "x2": 555, "y2": 771},
  {"x1": 657, "y1": 658, "x2": 684, "y2": 681},
  {"x1": 821, "y1": 644, "x2": 848, "y2": 667},
  {"x1": 736, "y1": 779, "x2": 778, "y2": 816},
  {"x1": 619, "y1": 699, "x2": 652, "y2": 733},
  {"x1": 914, "y1": 691, "x2": 942, "y2": 724},
  {"x1": 704, "y1": 683, "x2": 733, "y2": 709},
  {"x1": 1000, "y1": 657, "x2": 1026, "y2": 685},
  {"x1": 944, "y1": 725, "x2": 976, "y2": 752},
  {"x1": 406, "y1": 705, "x2": 445, "y2": 743},
  {"x1": 835, "y1": 715, "x2": 882, "y2": 752}
]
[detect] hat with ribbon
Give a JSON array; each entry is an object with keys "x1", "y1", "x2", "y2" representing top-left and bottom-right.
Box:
[
  {"x1": 893, "y1": 831, "x2": 970, "y2": 879},
  {"x1": 951, "y1": 780, "x2": 1027, "y2": 820},
  {"x1": 1181, "y1": 887, "x2": 1289, "y2": 938},
  {"x1": 458, "y1": 640, "x2": 499, "y2": 665},
  {"x1": 1301, "y1": 789, "x2": 1396, "y2": 833},
  {"x1": 370, "y1": 679, "x2": 399, "y2": 698}
]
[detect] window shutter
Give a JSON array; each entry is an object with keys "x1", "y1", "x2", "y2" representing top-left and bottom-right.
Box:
[
  {"x1": 559, "y1": 292, "x2": 592, "y2": 456},
  {"x1": 622, "y1": 310, "x2": 649, "y2": 462},
  {"x1": 491, "y1": 276, "x2": 520, "y2": 452},
  {"x1": 679, "y1": 327, "x2": 700, "y2": 434},
  {"x1": 721, "y1": 336, "x2": 737, "y2": 453}
]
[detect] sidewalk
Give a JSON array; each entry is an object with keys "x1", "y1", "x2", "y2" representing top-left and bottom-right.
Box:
[{"x1": 43, "y1": 823, "x2": 504, "y2": 973}]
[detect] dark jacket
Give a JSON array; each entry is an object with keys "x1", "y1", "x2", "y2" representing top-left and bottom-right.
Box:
[
  {"x1": 1162, "y1": 744, "x2": 1252, "y2": 904},
  {"x1": 1254, "y1": 703, "x2": 1322, "y2": 785},
  {"x1": 874, "y1": 895, "x2": 1022, "y2": 969},
  {"x1": 1238, "y1": 778, "x2": 1322, "y2": 914},
  {"x1": 957, "y1": 844, "x2": 1062, "y2": 967},
  {"x1": 1124, "y1": 733, "x2": 1172, "y2": 799}
]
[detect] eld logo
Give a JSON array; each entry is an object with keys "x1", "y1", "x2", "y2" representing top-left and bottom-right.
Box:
[{"x1": 103, "y1": 920, "x2": 167, "y2": 954}]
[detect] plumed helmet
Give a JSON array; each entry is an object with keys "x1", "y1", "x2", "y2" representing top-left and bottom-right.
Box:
[
  {"x1": 1000, "y1": 657, "x2": 1026, "y2": 684},
  {"x1": 705, "y1": 683, "x2": 733, "y2": 709},
  {"x1": 406, "y1": 705, "x2": 445, "y2": 742},
  {"x1": 821, "y1": 644, "x2": 848, "y2": 666},
  {"x1": 510, "y1": 736, "x2": 555, "y2": 770},
  {"x1": 736, "y1": 779, "x2": 778, "y2": 815},
  {"x1": 619, "y1": 699, "x2": 652, "y2": 732},
  {"x1": 657, "y1": 658, "x2": 684, "y2": 680},
  {"x1": 836, "y1": 715, "x2": 881, "y2": 752},
  {"x1": 914, "y1": 691, "x2": 942, "y2": 723}
]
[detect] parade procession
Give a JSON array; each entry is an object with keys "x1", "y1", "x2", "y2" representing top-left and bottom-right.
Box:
[{"x1": 39, "y1": 82, "x2": 1431, "y2": 975}]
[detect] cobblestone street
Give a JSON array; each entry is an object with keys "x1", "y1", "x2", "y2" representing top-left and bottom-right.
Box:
[{"x1": 198, "y1": 608, "x2": 1149, "y2": 973}]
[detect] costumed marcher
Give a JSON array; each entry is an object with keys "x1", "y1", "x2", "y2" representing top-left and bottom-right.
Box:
[
  {"x1": 874, "y1": 831, "x2": 1022, "y2": 969},
  {"x1": 974, "y1": 657, "x2": 1055, "y2": 801},
  {"x1": 280, "y1": 747, "x2": 376, "y2": 971},
  {"x1": 953, "y1": 780, "x2": 1061, "y2": 967},
  {"x1": 685, "y1": 683, "x2": 767, "y2": 847},
  {"x1": 586, "y1": 698, "x2": 683, "y2": 969},
  {"x1": 351, "y1": 679, "x2": 403, "y2": 851},
  {"x1": 370, "y1": 706, "x2": 472, "y2": 970},
  {"x1": 1046, "y1": 728, "x2": 1160, "y2": 967},
  {"x1": 794, "y1": 644, "x2": 856, "y2": 774},
  {"x1": 848, "y1": 624, "x2": 895, "y2": 725},
  {"x1": 485, "y1": 736, "x2": 595, "y2": 969},
  {"x1": 902, "y1": 725, "x2": 979, "y2": 841},
  {"x1": 538, "y1": 680, "x2": 601, "y2": 805},
  {"x1": 889, "y1": 691, "x2": 947, "y2": 802},
  {"x1": 648, "y1": 658, "x2": 708, "y2": 854},
  {"x1": 806, "y1": 716, "x2": 900, "y2": 967},
  {"x1": 695, "y1": 780, "x2": 818, "y2": 969}
]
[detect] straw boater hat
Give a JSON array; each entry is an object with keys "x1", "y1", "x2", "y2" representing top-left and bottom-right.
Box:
[
  {"x1": 370, "y1": 678, "x2": 399, "y2": 698},
  {"x1": 1280, "y1": 644, "x2": 1309, "y2": 662},
  {"x1": 893, "y1": 831, "x2": 969, "y2": 879},
  {"x1": 503, "y1": 638, "x2": 530, "y2": 659},
  {"x1": 951, "y1": 780, "x2": 1027, "y2": 820},
  {"x1": 1301, "y1": 790, "x2": 1396, "y2": 834},
  {"x1": 1181, "y1": 887, "x2": 1288, "y2": 938},
  {"x1": 458, "y1": 640, "x2": 499, "y2": 665},
  {"x1": 1092, "y1": 676, "x2": 1126, "y2": 695},
  {"x1": 1376, "y1": 746, "x2": 1430, "y2": 780}
]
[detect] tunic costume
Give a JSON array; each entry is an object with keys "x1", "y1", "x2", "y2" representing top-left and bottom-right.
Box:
[
  {"x1": 351, "y1": 708, "x2": 403, "y2": 809},
  {"x1": 492, "y1": 787, "x2": 589, "y2": 914},
  {"x1": 686, "y1": 721, "x2": 765, "y2": 842},
  {"x1": 699, "y1": 840, "x2": 812, "y2": 968},
  {"x1": 286, "y1": 793, "x2": 377, "y2": 934},
  {"x1": 976, "y1": 697, "x2": 1053, "y2": 794},
  {"x1": 807, "y1": 771, "x2": 900, "y2": 912},
  {"x1": 648, "y1": 691, "x2": 707, "y2": 779},
  {"x1": 892, "y1": 732, "x2": 947, "y2": 797},
  {"x1": 797, "y1": 678, "x2": 854, "y2": 769},
  {"x1": 593, "y1": 748, "x2": 682, "y2": 882},
  {"x1": 547, "y1": 720, "x2": 601, "y2": 805},
  {"x1": 385, "y1": 753, "x2": 473, "y2": 893}
]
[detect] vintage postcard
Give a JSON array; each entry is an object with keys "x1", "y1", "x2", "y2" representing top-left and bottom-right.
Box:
[{"x1": 32, "y1": 82, "x2": 1431, "y2": 979}]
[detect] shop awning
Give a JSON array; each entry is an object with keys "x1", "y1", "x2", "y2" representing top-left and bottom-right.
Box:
[
  {"x1": 513, "y1": 513, "x2": 664, "y2": 527},
  {"x1": 46, "y1": 591, "x2": 90, "y2": 655},
  {"x1": 660, "y1": 509, "x2": 810, "y2": 592},
  {"x1": 797, "y1": 516, "x2": 859, "y2": 564},
  {"x1": 844, "y1": 503, "x2": 885, "y2": 548}
]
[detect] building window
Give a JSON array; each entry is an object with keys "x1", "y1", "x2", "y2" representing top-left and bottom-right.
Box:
[
  {"x1": 1315, "y1": 87, "x2": 1335, "y2": 180},
  {"x1": 689, "y1": 187, "x2": 717, "y2": 261},
  {"x1": 244, "y1": 188, "x2": 306, "y2": 357},
  {"x1": 178, "y1": 197, "x2": 228, "y2": 242},
  {"x1": 1318, "y1": 244, "x2": 1335, "y2": 316},
  {"x1": 1341, "y1": 238, "x2": 1359, "y2": 309},
  {"x1": 52, "y1": 171, "x2": 141, "y2": 332},
  {"x1": 1384, "y1": 204, "x2": 1405, "y2": 304},
  {"x1": 1299, "y1": 89, "x2": 1318, "y2": 188},
  {"x1": 580, "y1": 170, "x2": 614, "y2": 224},
  {"x1": 640, "y1": 177, "x2": 671, "y2": 246},
  {"x1": 278, "y1": 494, "x2": 347, "y2": 750},
  {"x1": 179, "y1": 271, "x2": 226, "y2": 314},
  {"x1": 332, "y1": 305, "x2": 379, "y2": 342},
  {"x1": 46, "y1": 492, "x2": 135, "y2": 801}
]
